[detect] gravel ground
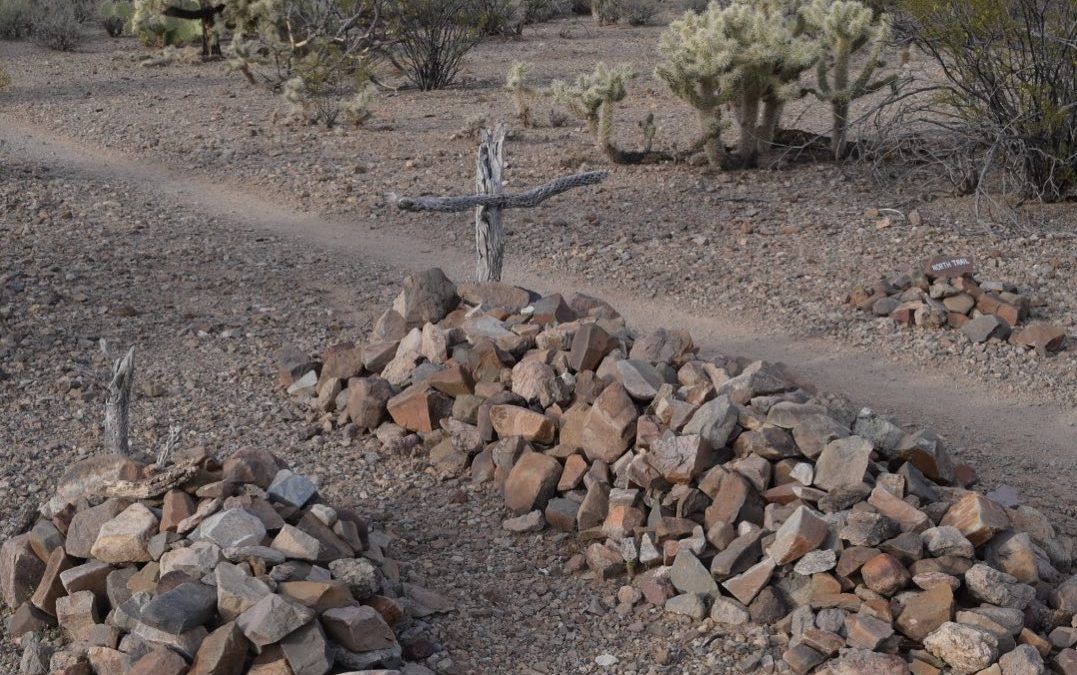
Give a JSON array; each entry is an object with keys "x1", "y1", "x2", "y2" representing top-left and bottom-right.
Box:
[
  {"x1": 1, "y1": 21, "x2": 1074, "y2": 410},
  {"x1": 0, "y1": 156, "x2": 800, "y2": 674}
]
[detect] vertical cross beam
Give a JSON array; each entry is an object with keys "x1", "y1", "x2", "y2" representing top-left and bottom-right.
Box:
[{"x1": 475, "y1": 125, "x2": 506, "y2": 282}]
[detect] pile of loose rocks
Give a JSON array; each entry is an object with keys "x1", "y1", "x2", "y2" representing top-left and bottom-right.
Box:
[
  {"x1": 287, "y1": 268, "x2": 1077, "y2": 675},
  {"x1": 0, "y1": 445, "x2": 450, "y2": 674},
  {"x1": 846, "y1": 256, "x2": 1067, "y2": 355}
]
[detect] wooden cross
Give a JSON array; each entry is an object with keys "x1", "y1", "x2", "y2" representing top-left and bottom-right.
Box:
[{"x1": 395, "y1": 124, "x2": 608, "y2": 282}]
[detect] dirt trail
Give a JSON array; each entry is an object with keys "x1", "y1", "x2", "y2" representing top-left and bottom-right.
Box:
[{"x1": 2, "y1": 115, "x2": 1074, "y2": 526}]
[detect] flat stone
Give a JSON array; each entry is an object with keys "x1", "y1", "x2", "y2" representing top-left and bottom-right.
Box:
[
  {"x1": 828, "y1": 649, "x2": 911, "y2": 675},
  {"x1": 961, "y1": 314, "x2": 1011, "y2": 343},
  {"x1": 615, "y1": 359, "x2": 665, "y2": 400},
  {"x1": 630, "y1": 328, "x2": 694, "y2": 366},
  {"x1": 813, "y1": 436, "x2": 873, "y2": 492},
  {"x1": 160, "y1": 541, "x2": 223, "y2": 578},
  {"x1": 130, "y1": 621, "x2": 208, "y2": 661},
  {"x1": 841, "y1": 511, "x2": 900, "y2": 547},
  {"x1": 28, "y1": 520, "x2": 64, "y2": 562},
  {"x1": 845, "y1": 613, "x2": 894, "y2": 650},
  {"x1": 544, "y1": 498, "x2": 580, "y2": 532},
  {"x1": 782, "y1": 643, "x2": 826, "y2": 675},
  {"x1": 869, "y1": 486, "x2": 931, "y2": 533},
  {"x1": 502, "y1": 510, "x2": 545, "y2": 533},
  {"x1": 322, "y1": 605, "x2": 397, "y2": 652},
  {"x1": 56, "y1": 454, "x2": 141, "y2": 503},
  {"x1": 664, "y1": 593, "x2": 707, "y2": 620},
  {"x1": 794, "y1": 549, "x2": 837, "y2": 575},
  {"x1": 6, "y1": 601, "x2": 55, "y2": 638},
  {"x1": 1013, "y1": 321, "x2": 1067, "y2": 353},
  {"x1": 710, "y1": 596, "x2": 751, "y2": 624},
  {"x1": 923, "y1": 622, "x2": 999, "y2": 675},
  {"x1": 682, "y1": 396, "x2": 738, "y2": 452},
  {"x1": 236, "y1": 593, "x2": 315, "y2": 647}
]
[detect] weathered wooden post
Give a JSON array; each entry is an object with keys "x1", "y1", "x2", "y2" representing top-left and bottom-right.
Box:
[
  {"x1": 395, "y1": 125, "x2": 609, "y2": 282},
  {"x1": 104, "y1": 346, "x2": 135, "y2": 457}
]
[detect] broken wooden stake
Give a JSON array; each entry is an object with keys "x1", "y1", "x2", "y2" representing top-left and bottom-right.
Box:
[{"x1": 104, "y1": 346, "x2": 135, "y2": 457}]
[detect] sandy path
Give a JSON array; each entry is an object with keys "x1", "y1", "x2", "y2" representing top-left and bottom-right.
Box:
[{"x1": 2, "y1": 115, "x2": 1074, "y2": 534}]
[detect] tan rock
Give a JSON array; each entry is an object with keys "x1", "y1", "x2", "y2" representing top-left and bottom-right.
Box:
[
  {"x1": 580, "y1": 383, "x2": 638, "y2": 463},
  {"x1": 767, "y1": 505, "x2": 829, "y2": 565},
  {"x1": 897, "y1": 582, "x2": 956, "y2": 642},
  {"x1": 489, "y1": 405, "x2": 555, "y2": 444},
  {"x1": 868, "y1": 486, "x2": 931, "y2": 533},
  {"x1": 503, "y1": 452, "x2": 562, "y2": 514},
  {"x1": 386, "y1": 384, "x2": 451, "y2": 434},
  {"x1": 0, "y1": 534, "x2": 47, "y2": 608},
  {"x1": 567, "y1": 323, "x2": 612, "y2": 373},
  {"x1": 90, "y1": 503, "x2": 159, "y2": 564},
  {"x1": 30, "y1": 547, "x2": 74, "y2": 616},
  {"x1": 722, "y1": 557, "x2": 776, "y2": 605},
  {"x1": 940, "y1": 493, "x2": 1010, "y2": 547},
  {"x1": 860, "y1": 552, "x2": 911, "y2": 596}
]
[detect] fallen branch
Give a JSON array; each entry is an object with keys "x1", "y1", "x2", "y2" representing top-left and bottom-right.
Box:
[
  {"x1": 99, "y1": 458, "x2": 201, "y2": 500},
  {"x1": 395, "y1": 170, "x2": 609, "y2": 213}
]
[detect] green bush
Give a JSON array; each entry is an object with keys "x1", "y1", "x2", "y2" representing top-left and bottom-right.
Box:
[
  {"x1": 0, "y1": 0, "x2": 35, "y2": 38},
  {"x1": 901, "y1": 0, "x2": 1077, "y2": 201},
  {"x1": 521, "y1": 0, "x2": 572, "y2": 22},
  {"x1": 470, "y1": 0, "x2": 521, "y2": 34},
  {"x1": 132, "y1": 0, "x2": 201, "y2": 47}
]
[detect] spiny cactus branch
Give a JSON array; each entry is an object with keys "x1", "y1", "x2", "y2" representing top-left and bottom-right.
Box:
[{"x1": 104, "y1": 346, "x2": 135, "y2": 458}]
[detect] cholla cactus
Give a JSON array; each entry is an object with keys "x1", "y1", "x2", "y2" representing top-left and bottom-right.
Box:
[
  {"x1": 657, "y1": 0, "x2": 819, "y2": 167},
  {"x1": 505, "y1": 62, "x2": 533, "y2": 127},
  {"x1": 342, "y1": 85, "x2": 376, "y2": 127},
  {"x1": 551, "y1": 63, "x2": 633, "y2": 162},
  {"x1": 802, "y1": 0, "x2": 894, "y2": 159},
  {"x1": 592, "y1": 0, "x2": 619, "y2": 25}
]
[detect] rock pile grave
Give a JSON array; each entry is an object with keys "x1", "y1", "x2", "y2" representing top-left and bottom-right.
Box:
[
  {"x1": 846, "y1": 256, "x2": 1067, "y2": 354},
  {"x1": 286, "y1": 268, "x2": 1077, "y2": 675},
  {"x1": 1, "y1": 446, "x2": 449, "y2": 674}
]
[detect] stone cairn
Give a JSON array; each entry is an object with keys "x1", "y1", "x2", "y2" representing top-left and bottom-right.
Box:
[
  {"x1": 284, "y1": 268, "x2": 1077, "y2": 675},
  {"x1": 0, "y1": 446, "x2": 452, "y2": 674},
  {"x1": 847, "y1": 258, "x2": 1067, "y2": 355}
]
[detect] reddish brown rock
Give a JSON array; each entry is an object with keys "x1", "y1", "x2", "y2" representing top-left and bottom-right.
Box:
[
  {"x1": 504, "y1": 452, "x2": 562, "y2": 514},
  {"x1": 386, "y1": 384, "x2": 451, "y2": 433},
  {"x1": 868, "y1": 486, "x2": 931, "y2": 533},
  {"x1": 581, "y1": 383, "x2": 639, "y2": 463},
  {"x1": 557, "y1": 453, "x2": 588, "y2": 491},
  {"x1": 426, "y1": 364, "x2": 475, "y2": 397},
  {"x1": 861, "y1": 553, "x2": 911, "y2": 596},
  {"x1": 345, "y1": 376, "x2": 393, "y2": 430},
  {"x1": 160, "y1": 489, "x2": 196, "y2": 533},
  {"x1": 187, "y1": 621, "x2": 249, "y2": 675},
  {"x1": 130, "y1": 647, "x2": 191, "y2": 675},
  {"x1": 31, "y1": 546, "x2": 75, "y2": 616},
  {"x1": 64, "y1": 499, "x2": 130, "y2": 558},
  {"x1": 722, "y1": 558, "x2": 776, "y2": 605},
  {"x1": 940, "y1": 493, "x2": 1010, "y2": 547},
  {"x1": 567, "y1": 323, "x2": 612, "y2": 373},
  {"x1": 845, "y1": 613, "x2": 895, "y2": 650},
  {"x1": 319, "y1": 341, "x2": 365, "y2": 383}
]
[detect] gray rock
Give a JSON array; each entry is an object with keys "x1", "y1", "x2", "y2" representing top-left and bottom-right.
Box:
[
  {"x1": 813, "y1": 436, "x2": 873, "y2": 492},
  {"x1": 193, "y1": 508, "x2": 267, "y2": 550},
  {"x1": 222, "y1": 545, "x2": 286, "y2": 565},
  {"x1": 961, "y1": 315, "x2": 1011, "y2": 343},
  {"x1": 681, "y1": 396, "x2": 738, "y2": 451},
  {"x1": 329, "y1": 558, "x2": 381, "y2": 600},
  {"x1": 669, "y1": 549, "x2": 718, "y2": 598},
  {"x1": 280, "y1": 619, "x2": 333, "y2": 675},
  {"x1": 923, "y1": 622, "x2": 999, "y2": 675},
  {"x1": 236, "y1": 593, "x2": 315, "y2": 647},
  {"x1": 922, "y1": 526, "x2": 975, "y2": 558},
  {"x1": 502, "y1": 510, "x2": 545, "y2": 533},
  {"x1": 392, "y1": 268, "x2": 458, "y2": 327},
  {"x1": 159, "y1": 541, "x2": 223, "y2": 578},
  {"x1": 840, "y1": 511, "x2": 900, "y2": 547},
  {"x1": 322, "y1": 605, "x2": 397, "y2": 652},
  {"x1": 964, "y1": 563, "x2": 1036, "y2": 609},
  {"x1": 267, "y1": 470, "x2": 317, "y2": 508},
  {"x1": 710, "y1": 596, "x2": 750, "y2": 625},
  {"x1": 852, "y1": 410, "x2": 905, "y2": 457},
  {"x1": 998, "y1": 643, "x2": 1045, "y2": 675},
  {"x1": 793, "y1": 549, "x2": 837, "y2": 575},
  {"x1": 664, "y1": 593, "x2": 708, "y2": 620},
  {"x1": 215, "y1": 561, "x2": 272, "y2": 621},
  {"x1": 140, "y1": 581, "x2": 217, "y2": 635}
]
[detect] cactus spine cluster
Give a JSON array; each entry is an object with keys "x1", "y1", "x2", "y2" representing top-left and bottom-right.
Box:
[
  {"x1": 802, "y1": 0, "x2": 894, "y2": 159},
  {"x1": 551, "y1": 62, "x2": 633, "y2": 162}
]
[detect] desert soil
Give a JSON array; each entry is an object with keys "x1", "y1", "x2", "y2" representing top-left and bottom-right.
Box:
[{"x1": 0, "y1": 13, "x2": 1075, "y2": 674}]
